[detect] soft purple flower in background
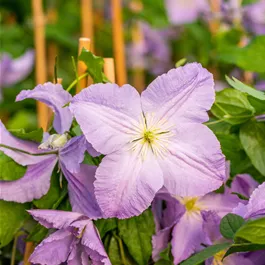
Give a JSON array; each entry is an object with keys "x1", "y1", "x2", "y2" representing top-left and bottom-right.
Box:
[
  {"x1": 28, "y1": 210, "x2": 111, "y2": 265},
  {"x1": 244, "y1": 0, "x2": 265, "y2": 35},
  {"x1": 152, "y1": 188, "x2": 240, "y2": 264},
  {"x1": 127, "y1": 22, "x2": 174, "y2": 75},
  {"x1": 70, "y1": 63, "x2": 226, "y2": 219},
  {"x1": 233, "y1": 181, "x2": 265, "y2": 219},
  {"x1": 0, "y1": 83, "x2": 101, "y2": 218},
  {"x1": 0, "y1": 50, "x2": 34, "y2": 101},
  {"x1": 165, "y1": 0, "x2": 209, "y2": 25}
]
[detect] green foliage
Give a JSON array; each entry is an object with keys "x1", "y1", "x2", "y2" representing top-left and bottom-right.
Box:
[
  {"x1": 180, "y1": 243, "x2": 232, "y2": 265},
  {"x1": 211, "y1": 88, "x2": 255, "y2": 125},
  {"x1": 0, "y1": 151, "x2": 26, "y2": 181},
  {"x1": 223, "y1": 243, "x2": 265, "y2": 258},
  {"x1": 78, "y1": 48, "x2": 109, "y2": 83},
  {"x1": 0, "y1": 200, "x2": 29, "y2": 247},
  {"x1": 118, "y1": 209, "x2": 155, "y2": 265},
  {"x1": 9, "y1": 128, "x2": 43, "y2": 143},
  {"x1": 240, "y1": 120, "x2": 265, "y2": 176},
  {"x1": 220, "y1": 214, "x2": 245, "y2": 239},
  {"x1": 235, "y1": 217, "x2": 265, "y2": 244},
  {"x1": 95, "y1": 218, "x2": 118, "y2": 238}
]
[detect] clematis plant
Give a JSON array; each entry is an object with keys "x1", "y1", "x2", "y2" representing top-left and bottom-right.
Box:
[{"x1": 70, "y1": 63, "x2": 226, "y2": 218}]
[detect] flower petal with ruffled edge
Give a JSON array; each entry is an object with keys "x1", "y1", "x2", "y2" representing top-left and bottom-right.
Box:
[
  {"x1": 16, "y1": 82, "x2": 73, "y2": 134},
  {"x1": 0, "y1": 121, "x2": 54, "y2": 165},
  {"x1": 29, "y1": 230, "x2": 74, "y2": 265},
  {"x1": 95, "y1": 147, "x2": 163, "y2": 218},
  {"x1": 61, "y1": 163, "x2": 102, "y2": 219},
  {"x1": 0, "y1": 157, "x2": 57, "y2": 203}
]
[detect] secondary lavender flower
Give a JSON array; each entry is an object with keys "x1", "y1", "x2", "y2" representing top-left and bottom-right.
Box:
[
  {"x1": 70, "y1": 63, "x2": 226, "y2": 219},
  {"x1": 28, "y1": 210, "x2": 110, "y2": 265},
  {"x1": 127, "y1": 22, "x2": 173, "y2": 75},
  {"x1": 0, "y1": 50, "x2": 34, "y2": 101},
  {"x1": 0, "y1": 83, "x2": 101, "y2": 218},
  {"x1": 152, "y1": 188, "x2": 240, "y2": 264},
  {"x1": 233, "y1": 181, "x2": 265, "y2": 219},
  {"x1": 165, "y1": 0, "x2": 209, "y2": 25}
]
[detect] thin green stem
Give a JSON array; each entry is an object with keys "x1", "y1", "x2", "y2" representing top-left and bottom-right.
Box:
[
  {"x1": 113, "y1": 233, "x2": 127, "y2": 265},
  {"x1": 0, "y1": 144, "x2": 58, "y2": 156},
  {"x1": 205, "y1": 119, "x2": 225, "y2": 126},
  {"x1": 66, "y1": 73, "x2": 89, "y2": 92},
  {"x1": 10, "y1": 234, "x2": 19, "y2": 265}
]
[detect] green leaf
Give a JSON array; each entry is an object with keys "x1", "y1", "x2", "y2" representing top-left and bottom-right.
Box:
[
  {"x1": 240, "y1": 120, "x2": 265, "y2": 175},
  {"x1": 242, "y1": 0, "x2": 259, "y2": 5},
  {"x1": 211, "y1": 88, "x2": 255, "y2": 125},
  {"x1": 95, "y1": 218, "x2": 118, "y2": 238},
  {"x1": 175, "y1": 58, "x2": 187, "y2": 67},
  {"x1": 220, "y1": 214, "x2": 245, "y2": 239},
  {"x1": 223, "y1": 243, "x2": 265, "y2": 259},
  {"x1": 0, "y1": 151, "x2": 26, "y2": 181},
  {"x1": 248, "y1": 96, "x2": 265, "y2": 115},
  {"x1": 71, "y1": 124, "x2": 82, "y2": 136},
  {"x1": 235, "y1": 217, "x2": 265, "y2": 244},
  {"x1": 155, "y1": 260, "x2": 173, "y2": 265},
  {"x1": 180, "y1": 243, "x2": 232, "y2": 265},
  {"x1": 27, "y1": 223, "x2": 48, "y2": 243},
  {"x1": 226, "y1": 76, "x2": 265, "y2": 101},
  {"x1": 118, "y1": 209, "x2": 155, "y2": 265},
  {"x1": 218, "y1": 36, "x2": 265, "y2": 73},
  {"x1": 231, "y1": 192, "x2": 249, "y2": 201},
  {"x1": 9, "y1": 128, "x2": 43, "y2": 142},
  {"x1": 159, "y1": 243, "x2": 173, "y2": 261},
  {"x1": 108, "y1": 236, "x2": 123, "y2": 265},
  {"x1": 78, "y1": 48, "x2": 109, "y2": 83},
  {"x1": 33, "y1": 173, "x2": 61, "y2": 209},
  {"x1": 0, "y1": 200, "x2": 29, "y2": 247}
]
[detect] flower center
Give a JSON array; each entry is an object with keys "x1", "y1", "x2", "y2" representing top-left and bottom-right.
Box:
[
  {"x1": 177, "y1": 197, "x2": 201, "y2": 213},
  {"x1": 38, "y1": 133, "x2": 69, "y2": 150},
  {"x1": 213, "y1": 250, "x2": 226, "y2": 265},
  {"x1": 143, "y1": 130, "x2": 155, "y2": 144}
]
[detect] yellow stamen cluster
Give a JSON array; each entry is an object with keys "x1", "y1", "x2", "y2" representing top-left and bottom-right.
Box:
[{"x1": 213, "y1": 250, "x2": 226, "y2": 265}]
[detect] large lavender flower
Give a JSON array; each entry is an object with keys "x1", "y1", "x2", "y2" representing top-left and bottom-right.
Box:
[
  {"x1": 28, "y1": 210, "x2": 110, "y2": 265},
  {"x1": 165, "y1": 0, "x2": 209, "y2": 25},
  {"x1": 70, "y1": 63, "x2": 226, "y2": 219},
  {"x1": 152, "y1": 188, "x2": 240, "y2": 264},
  {"x1": 0, "y1": 83, "x2": 101, "y2": 218},
  {"x1": 0, "y1": 50, "x2": 34, "y2": 101}
]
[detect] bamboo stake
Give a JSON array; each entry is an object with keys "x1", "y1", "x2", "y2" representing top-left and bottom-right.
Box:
[
  {"x1": 81, "y1": 0, "x2": 94, "y2": 52},
  {"x1": 77, "y1": 38, "x2": 91, "y2": 93},
  {"x1": 23, "y1": 241, "x2": 34, "y2": 265},
  {"x1": 132, "y1": 21, "x2": 145, "y2": 93},
  {"x1": 111, "y1": 0, "x2": 127, "y2": 86},
  {"x1": 104, "y1": 58, "x2": 115, "y2": 83},
  {"x1": 31, "y1": 0, "x2": 48, "y2": 130}
]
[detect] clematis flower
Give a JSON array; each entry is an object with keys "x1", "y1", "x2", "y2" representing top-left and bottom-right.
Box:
[
  {"x1": 70, "y1": 63, "x2": 226, "y2": 218},
  {"x1": 28, "y1": 210, "x2": 111, "y2": 265},
  {"x1": 0, "y1": 83, "x2": 101, "y2": 218},
  {"x1": 233, "y1": 181, "x2": 265, "y2": 219},
  {"x1": 165, "y1": 0, "x2": 209, "y2": 25},
  {"x1": 152, "y1": 188, "x2": 240, "y2": 264},
  {"x1": 0, "y1": 50, "x2": 34, "y2": 101}
]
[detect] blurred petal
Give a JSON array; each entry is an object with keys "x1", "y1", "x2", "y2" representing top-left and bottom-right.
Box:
[
  {"x1": 160, "y1": 124, "x2": 225, "y2": 196},
  {"x1": 28, "y1": 209, "x2": 85, "y2": 229},
  {"x1": 152, "y1": 192, "x2": 185, "y2": 261},
  {"x1": 199, "y1": 192, "x2": 240, "y2": 218},
  {"x1": 86, "y1": 141, "x2": 101, "y2": 157},
  {"x1": 244, "y1": 182, "x2": 265, "y2": 219},
  {"x1": 70, "y1": 83, "x2": 142, "y2": 154},
  {"x1": 59, "y1": 136, "x2": 87, "y2": 173},
  {"x1": 231, "y1": 174, "x2": 259, "y2": 198},
  {"x1": 141, "y1": 63, "x2": 215, "y2": 124},
  {"x1": 245, "y1": 250, "x2": 265, "y2": 265},
  {"x1": 171, "y1": 212, "x2": 206, "y2": 264},
  {"x1": 3, "y1": 50, "x2": 34, "y2": 87},
  {"x1": 95, "y1": 147, "x2": 163, "y2": 218},
  {"x1": 0, "y1": 121, "x2": 53, "y2": 165},
  {"x1": 61, "y1": 163, "x2": 102, "y2": 219},
  {"x1": 0, "y1": 157, "x2": 57, "y2": 203},
  {"x1": 16, "y1": 82, "x2": 73, "y2": 134},
  {"x1": 30, "y1": 230, "x2": 74, "y2": 265},
  {"x1": 0, "y1": 54, "x2": 12, "y2": 88}
]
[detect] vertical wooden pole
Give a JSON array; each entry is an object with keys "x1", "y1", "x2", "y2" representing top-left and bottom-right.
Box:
[
  {"x1": 104, "y1": 58, "x2": 115, "y2": 83},
  {"x1": 31, "y1": 0, "x2": 48, "y2": 130},
  {"x1": 23, "y1": 241, "x2": 34, "y2": 265},
  {"x1": 111, "y1": 0, "x2": 127, "y2": 86},
  {"x1": 132, "y1": 21, "x2": 145, "y2": 93},
  {"x1": 81, "y1": 0, "x2": 94, "y2": 52},
  {"x1": 76, "y1": 38, "x2": 91, "y2": 93}
]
